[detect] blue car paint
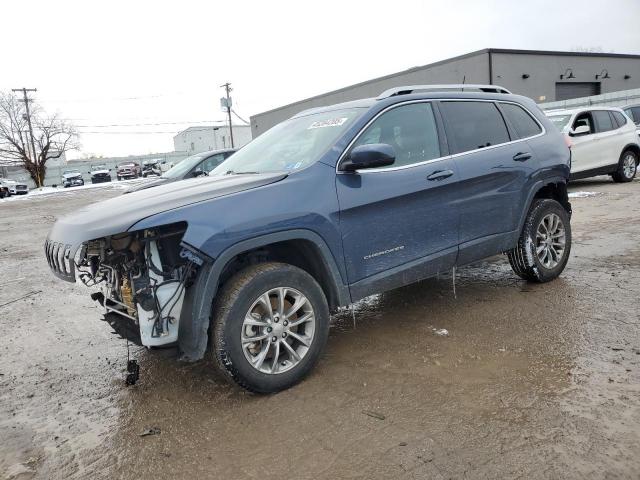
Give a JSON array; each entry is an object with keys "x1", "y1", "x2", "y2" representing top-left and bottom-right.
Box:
[{"x1": 132, "y1": 91, "x2": 569, "y2": 303}]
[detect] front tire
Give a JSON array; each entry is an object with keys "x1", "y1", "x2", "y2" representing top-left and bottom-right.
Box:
[
  {"x1": 212, "y1": 262, "x2": 330, "y2": 393},
  {"x1": 507, "y1": 199, "x2": 571, "y2": 283},
  {"x1": 612, "y1": 150, "x2": 638, "y2": 183}
]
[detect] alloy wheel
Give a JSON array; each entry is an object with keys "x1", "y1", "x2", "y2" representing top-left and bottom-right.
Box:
[
  {"x1": 535, "y1": 213, "x2": 566, "y2": 269},
  {"x1": 241, "y1": 287, "x2": 316, "y2": 374},
  {"x1": 622, "y1": 153, "x2": 637, "y2": 179}
]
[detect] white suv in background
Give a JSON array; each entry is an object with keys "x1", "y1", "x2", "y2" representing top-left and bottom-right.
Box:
[
  {"x1": 622, "y1": 104, "x2": 640, "y2": 138},
  {"x1": 546, "y1": 107, "x2": 639, "y2": 182}
]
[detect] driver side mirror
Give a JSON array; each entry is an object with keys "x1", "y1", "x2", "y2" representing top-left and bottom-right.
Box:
[
  {"x1": 569, "y1": 125, "x2": 590, "y2": 136},
  {"x1": 340, "y1": 143, "x2": 395, "y2": 172}
]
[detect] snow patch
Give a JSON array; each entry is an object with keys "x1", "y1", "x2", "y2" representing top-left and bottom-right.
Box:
[
  {"x1": 432, "y1": 328, "x2": 449, "y2": 337},
  {"x1": 0, "y1": 178, "x2": 152, "y2": 202},
  {"x1": 568, "y1": 191, "x2": 600, "y2": 198}
]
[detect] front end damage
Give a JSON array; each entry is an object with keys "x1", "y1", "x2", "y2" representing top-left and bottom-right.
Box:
[{"x1": 46, "y1": 222, "x2": 204, "y2": 348}]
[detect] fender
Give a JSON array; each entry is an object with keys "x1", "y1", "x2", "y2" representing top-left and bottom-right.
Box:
[
  {"x1": 621, "y1": 142, "x2": 640, "y2": 158},
  {"x1": 177, "y1": 229, "x2": 351, "y2": 362},
  {"x1": 516, "y1": 176, "x2": 570, "y2": 236}
]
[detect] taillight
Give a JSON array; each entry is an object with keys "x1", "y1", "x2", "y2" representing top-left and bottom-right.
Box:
[{"x1": 564, "y1": 134, "x2": 573, "y2": 149}]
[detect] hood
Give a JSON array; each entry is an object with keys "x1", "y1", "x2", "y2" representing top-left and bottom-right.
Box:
[
  {"x1": 1, "y1": 179, "x2": 17, "y2": 185},
  {"x1": 47, "y1": 172, "x2": 287, "y2": 253},
  {"x1": 91, "y1": 169, "x2": 110, "y2": 175},
  {"x1": 62, "y1": 173, "x2": 82, "y2": 179}
]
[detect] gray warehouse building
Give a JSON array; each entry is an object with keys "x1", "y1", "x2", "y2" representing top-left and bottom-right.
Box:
[{"x1": 250, "y1": 48, "x2": 640, "y2": 137}]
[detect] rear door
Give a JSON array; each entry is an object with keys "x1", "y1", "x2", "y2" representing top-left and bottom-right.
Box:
[
  {"x1": 438, "y1": 100, "x2": 535, "y2": 263},
  {"x1": 592, "y1": 110, "x2": 621, "y2": 168},
  {"x1": 336, "y1": 102, "x2": 460, "y2": 290}
]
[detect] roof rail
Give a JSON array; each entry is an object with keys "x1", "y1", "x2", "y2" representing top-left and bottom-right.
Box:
[{"x1": 377, "y1": 84, "x2": 512, "y2": 100}]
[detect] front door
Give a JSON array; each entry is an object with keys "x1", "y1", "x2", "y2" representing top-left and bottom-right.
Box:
[
  {"x1": 569, "y1": 111, "x2": 600, "y2": 173},
  {"x1": 336, "y1": 102, "x2": 460, "y2": 296}
]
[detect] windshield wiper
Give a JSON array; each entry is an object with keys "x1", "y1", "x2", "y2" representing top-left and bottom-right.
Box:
[{"x1": 225, "y1": 170, "x2": 259, "y2": 175}]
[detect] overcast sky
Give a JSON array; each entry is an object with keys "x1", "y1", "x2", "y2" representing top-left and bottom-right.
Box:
[{"x1": 2, "y1": 0, "x2": 639, "y2": 159}]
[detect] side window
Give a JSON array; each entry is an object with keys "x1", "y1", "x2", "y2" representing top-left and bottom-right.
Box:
[
  {"x1": 612, "y1": 111, "x2": 627, "y2": 128},
  {"x1": 440, "y1": 101, "x2": 510, "y2": 154},
  {"x1": 631, "y1": 107, "x2": 640, "y2": 125},
  {"x1": 352, "y1": 103, "x2": 440, "y2": 167},
  {"x1": 592, "y1": 110, "x2": 614, "y2": 132},
  {"x1": 573, "y1": 112, "x2": 594, "y2": 135},
  {"x1": 201, "y1": 153, "x2": 225, "y2": 172},
  {"x1": 500, "y1": 103, "x2": 543, "y2": 139}
]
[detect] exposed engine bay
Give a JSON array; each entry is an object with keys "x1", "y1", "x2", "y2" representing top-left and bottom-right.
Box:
[{"x1": 74, "y1": 222, "x2": 200, "y2": 348}]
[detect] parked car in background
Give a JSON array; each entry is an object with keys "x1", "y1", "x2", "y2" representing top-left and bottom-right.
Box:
[
  {"x1": 546, "y1": 107, "x2": 639, "y2": 182},
  {"x1": 0, "y1": 178, "x2": 29, "y2": 195},
  {"x1": 116, "y1": 161, "x2": 141, "y2": 180},
  {"x1": 142, "y1": 159, "x2": 162, "y2": 177},
  {"x1": 127, "y1": 149, "x2": 236, "y2": 192},
  {"x1": 622, "y1": 104, "x2": 640, "y2": 137},
  {"x1": 45, "y1": 84, "x2": 573, "y2": 393},
  {"x1": 61, "y1": 169, "x2": 85, "y2": 188},
  {"x1": 89, "y1": 165, "x2": 112, "y2": 184}
]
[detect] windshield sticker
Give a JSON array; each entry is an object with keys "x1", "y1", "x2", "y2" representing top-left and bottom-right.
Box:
[{"x1": 307, "y1": 117, "x2": 348, "y2": 129}]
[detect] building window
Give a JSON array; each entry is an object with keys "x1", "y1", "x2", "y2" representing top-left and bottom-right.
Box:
[{"x1": 190, "y1": 142, "x2": 194, "y2": 151}]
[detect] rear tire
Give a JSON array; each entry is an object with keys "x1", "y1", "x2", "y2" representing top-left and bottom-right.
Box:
[
  {"x1": 211, "y1": 262, "x2": 330, "y2": 393},
  {"x1": 611, "y1": 150, "x2": 638, "y2": 183},
  {"x1": 507, "y1": 199, "x2": 571, "y2": 283}
]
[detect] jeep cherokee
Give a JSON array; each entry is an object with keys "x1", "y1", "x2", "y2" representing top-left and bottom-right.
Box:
[{"x1": 45, "y1": 84, "x2": 572, "y2": 393}]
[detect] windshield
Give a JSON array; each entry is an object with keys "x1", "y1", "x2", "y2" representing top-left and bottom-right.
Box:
[
  {"x1": 63, "y1": 170, "x2": 80, "y2": 175},
  {"x1": 210, "y1": 108, "x2": 364, "y2": 175},
  {"x1": 92, "y1": 165, "x2": 107, "y2": 170},
  {"x1": 546, "y1": 114, "x2": 572, "y2": 131},
  {"x1": 163, "y1": 153, "x2": 207, "y2": 179}
]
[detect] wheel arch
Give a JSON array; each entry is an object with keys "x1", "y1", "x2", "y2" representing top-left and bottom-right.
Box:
[
  {"x1": 621, "y1": 143, "x2": 640, "y2": 164},
  {"x1": 517, "y1": 178, "x2": 571, "y2": 236},
  {"x1": 178, "y1": 229, "x2": 350, "y2": 362}
]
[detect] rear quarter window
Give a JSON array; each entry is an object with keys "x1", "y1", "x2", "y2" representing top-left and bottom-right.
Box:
[
  {"x1": 500, "y1": 103, "x2": 542, "y2": 138},
  {"x1": 612, "y1": 111, "x2": 628, "y2": 128},
  {"x1": 440, "y1": 101, "x2": 510, "y2": 154}
]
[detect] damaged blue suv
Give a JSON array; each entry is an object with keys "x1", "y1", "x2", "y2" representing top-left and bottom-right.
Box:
[{"x1": 45, "y1": 85, "x2": 572, "y2": 393}]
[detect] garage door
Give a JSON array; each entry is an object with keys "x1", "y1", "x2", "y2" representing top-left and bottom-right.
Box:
[{"x1": 555, "y1": 82, "x2": 601, "y2": 101}]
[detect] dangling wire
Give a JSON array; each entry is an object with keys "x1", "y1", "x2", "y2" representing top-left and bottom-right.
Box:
[
  {"x1": 452, "y1": 266, "x2": 457, "y2": 299},
  {"x1": 351, "y1": 304, "x2": 357, "y2": 330}
]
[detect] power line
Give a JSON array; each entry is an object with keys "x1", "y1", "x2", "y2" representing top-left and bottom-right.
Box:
[
  {"x1": 76, "y1": 126, "x2": 229, "y2": 134},
  {"x1": 75, "y1": 120, "x2": 229, "y2": 128},
  {"x1": 231, "y1": 109, "x2": 250, "y2": 125},
  {"x1": 43, "y1": 92, "x2": 188, "y2": 103}
]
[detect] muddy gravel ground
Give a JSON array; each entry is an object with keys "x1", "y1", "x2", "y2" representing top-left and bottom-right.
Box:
[{"x1": 1, "y1": 179, "x2": 639, "y2": 480}]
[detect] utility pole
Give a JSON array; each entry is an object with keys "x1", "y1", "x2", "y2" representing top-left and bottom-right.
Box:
[
  {"x1": 220, "y1": 82, "x2": 234, "y2": 148},
  {"x1": 12, "y1": 87, "x2": 40, "y2": 186}
]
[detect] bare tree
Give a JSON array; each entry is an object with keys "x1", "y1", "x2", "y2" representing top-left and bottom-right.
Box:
[{"x1": 0, "y1": 92, "x2": 79, "y2": 187}]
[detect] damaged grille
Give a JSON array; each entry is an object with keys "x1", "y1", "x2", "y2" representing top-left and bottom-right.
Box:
[{"x1": 44, "y1": 239, "x2": 75, "y2": 282}]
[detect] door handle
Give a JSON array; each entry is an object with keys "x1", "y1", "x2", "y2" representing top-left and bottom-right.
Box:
[
  {"x1": 513, "y1": 152, "x2": 532, "y2": 162},
  {"x1": 427, "y1": 169, "x2": 454, "y2": 181}
]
